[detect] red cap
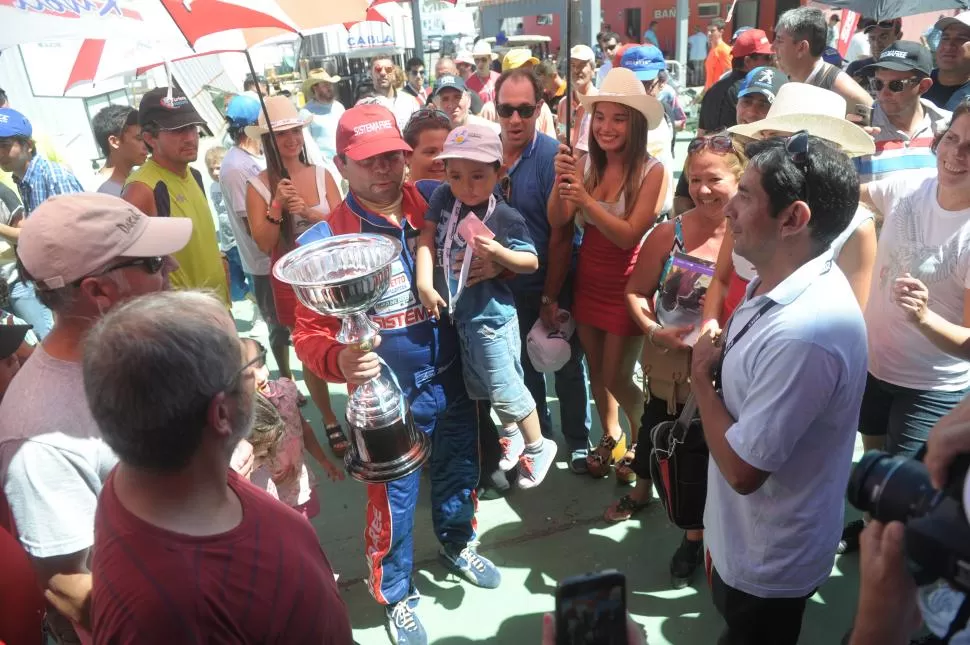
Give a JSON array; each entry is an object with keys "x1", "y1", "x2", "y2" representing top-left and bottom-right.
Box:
[
  {"x1": 732, "y1": 29, "x2": 773, "y2": 58},
  {"x1": 336, "y1": 104, "x2": 412, "y2": 161}
]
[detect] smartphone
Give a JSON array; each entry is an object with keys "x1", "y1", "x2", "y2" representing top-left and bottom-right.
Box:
[
  {"x1": 854, "y1": 103, "x2": 873, "y2": 127},
  {"x1": 555, "y1": 570, "x2": 628, "y2": 645}
]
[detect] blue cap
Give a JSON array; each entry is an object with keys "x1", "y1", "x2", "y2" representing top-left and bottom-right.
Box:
[
  {"x1": 225, "y1": 94, "x2": 261, "y2": 128},
  {"x1": 433, "y1": 75, "x2": 467, "y2": 97},
  {"x1": 822, "y1": 46, "x2": 844, "y2": 67},
  {"x1": 737, "y1": 67, "x2": 789, "y2": 104},
  {"x1": 619, "y1": 45, "x2": 665, "y2": 82},
  {"x1": 0, "y1": 108, "x2": 32, "y2": 139}
]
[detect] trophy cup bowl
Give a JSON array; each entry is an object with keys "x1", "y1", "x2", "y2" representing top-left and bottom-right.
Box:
[{"x1": 273, "y1": 233, "x2": 431, "y2": 483}]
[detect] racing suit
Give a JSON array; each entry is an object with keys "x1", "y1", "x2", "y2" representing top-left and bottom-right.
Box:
[{"x1": 292, "y1": 181, "x2": 481, "y2": 606}]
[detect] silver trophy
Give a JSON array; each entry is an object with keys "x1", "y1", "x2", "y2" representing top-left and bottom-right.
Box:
[{"x1": 273, "y1": 233, "x2": 431, "y2": 483}]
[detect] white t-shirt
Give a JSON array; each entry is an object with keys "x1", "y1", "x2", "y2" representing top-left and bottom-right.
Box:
[
  {"x1": 0, "y1": 346, "x2": 118, "y2": 558},
  {"x1": 219, "y1": 146, "x2": 271, "y2": 276},
  {"x1": 866, "y1": 172, "x2": 970, "y2": 391},
  {"x1": 706, "y1": 253, "x2": 868, "y2": 598},
  {"x1": 733, "y1": 204, "x2": 875, "y2": 282},
  {"x1": 846, "y1": 31, "x2": 871, "y2": 62},
  {"x1": 688, "y1": 32, "x2": 708, "y2": 61}
]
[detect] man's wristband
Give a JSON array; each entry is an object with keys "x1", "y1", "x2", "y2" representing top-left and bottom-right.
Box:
[{"x1": 541, "y1": 294, "x2": 556, "y2": 306}]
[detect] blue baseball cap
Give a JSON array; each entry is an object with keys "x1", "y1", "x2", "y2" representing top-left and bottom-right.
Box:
[
  {"x1": 225, "y1": 94, "x2": 261, "y2": 128},
  {"x1": 0, "y1": 108, "x2": 32, "y2": 139},
  {"x1": 433, "y1": 75, "x2": 467, "y2": 97},
  {"x1": 620, "y1": 45, "x2": 665, "y2": 82},
  {"x1": 738, "y1": 67, "x2": 789, "y2": 104}
]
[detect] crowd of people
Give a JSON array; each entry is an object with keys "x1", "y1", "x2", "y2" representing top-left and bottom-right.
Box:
[{"x1": 2, "y1": 6, "x2": 970, "y2": 645}]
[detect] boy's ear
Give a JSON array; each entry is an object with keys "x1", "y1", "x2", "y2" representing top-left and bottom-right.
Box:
[{"x1": 107, "y1": 133, "x2": 122, "y2": 151}]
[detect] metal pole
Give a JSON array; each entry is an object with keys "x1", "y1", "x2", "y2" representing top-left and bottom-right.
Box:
[
  {"x1": 565, "y1": 0, "x2": 574, "y2": 148},
  {"x1": 676, "y1": 0, "x2": 689, "y2": 86},
  {"x1": 245, "y1": 49, "x2": 288, "y2": 180},
  {"x1": 411, "y1": 0, "x2": 425, "y2": 61}
]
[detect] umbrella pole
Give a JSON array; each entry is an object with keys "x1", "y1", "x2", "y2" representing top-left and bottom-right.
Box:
[
  {"x1": 564, "y1": 0, "x2": 573, "y2": 150},
  {"x1": 245, "y1": 49, "x2": 289, "y2": 180}
]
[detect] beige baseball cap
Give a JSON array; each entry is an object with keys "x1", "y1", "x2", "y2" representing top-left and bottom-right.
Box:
[{"x1": 18, "y1": 193, "x2": 192, "y2": 290}]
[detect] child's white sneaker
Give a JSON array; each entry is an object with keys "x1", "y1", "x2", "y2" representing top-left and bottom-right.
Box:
[
  {"x1": 517, "y1": 438, "x2": 558, "y2": 489},
  {"x1": 497, "y1": 427, "x2": 524, "y2": 471}
]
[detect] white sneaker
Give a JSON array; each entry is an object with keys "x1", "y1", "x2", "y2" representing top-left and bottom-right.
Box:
[
  {"x1": 517, "y1": 438, "x2": 558, "y2": 489},
  {"x1": 497, "y1": 429, "x2": 525, "y2": 472}
]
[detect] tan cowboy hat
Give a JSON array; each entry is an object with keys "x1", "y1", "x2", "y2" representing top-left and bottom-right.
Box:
[
  {"x1": 302, "y1": 69, "x2": 341, "y2": 99},
  {"x1": 472, "y1": 39, "x2": 498, "y2": 61},
  {"x1": 728, "y1": 84, "x2": 875, "y2": 157},
  {"x1": 579, "y1": 67, "x2": 664, "y2": 130},
  {"x1": 245, "y1": 95, "x2": 313, "y2": 139}
]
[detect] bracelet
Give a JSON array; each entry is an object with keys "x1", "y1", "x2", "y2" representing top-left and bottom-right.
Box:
[
  {"x1": 265, "y1": 209, "x2": 283, "y2": 225},
  {"x1": 647, "y1": 324, "x2": 669, "y2": 354}
]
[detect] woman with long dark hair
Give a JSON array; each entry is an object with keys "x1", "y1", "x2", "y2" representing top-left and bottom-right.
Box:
[
  {"x1": 548, "y1": 67, "x2": 667, "y2": 481},
  {"x1": 245, "y1": 96, "x2": 348, "y2": 457}
]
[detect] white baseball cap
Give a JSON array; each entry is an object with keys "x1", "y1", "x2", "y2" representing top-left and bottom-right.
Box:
[
  {"x1": 435, "y1": 123, "x2": 503, "y2": 165},
  {"x1": 526, "y1": 310, "x2": 577, "y2": 373},
  {"x1": 570, "y1": 44, "x2": 596, "y2": 63}
]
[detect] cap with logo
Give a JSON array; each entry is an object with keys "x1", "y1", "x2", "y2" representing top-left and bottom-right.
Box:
[
  {"x1": 336, "y1": 104, "x2": 412, "y2": 161},
  {"x1": 570, "y1": 44, "x2": 596, "y2": 63},
  {"x1": 0, "y1": 108, "x2": 32, "y2": 139},
  {"x1": 139, "y1": 87, "x2": 205, "y2": 131},
  {"x1": 863, "y1": 41, "x2": 933, "y2": 76},
  {"x1": 502, "y1": 48, "x2": 540, "y2": 71},
  {"x1": 619, "y1": 44, "x2": 666, "y2": 82},
  {"x1": 732, "y1": 28, "x2": 773, "y2": 57},
  {"x1": 936, "y1": 11, "x2": 970, "y2": 34},
  {"x1": 433, "y1": 75, "x2": 467, "y2": 98},
  {"x1": 738, "y1": 66, "x2": 789, "y2": 103},
  {"x1": 526, "y1": 311, "x2": 577, "y2": 373},
  {"x1": 435, "y1": 123, "x2": 503, "y2": 165},
  {"x1": 225, "y1": 94, "x2": 262, "y2": 129},
  {"x1": 17, "y1": 193, "x2": 192, "y2": 290},
  {"x1": 0, "y1": 324, "x2": 30, "y2": 360}
]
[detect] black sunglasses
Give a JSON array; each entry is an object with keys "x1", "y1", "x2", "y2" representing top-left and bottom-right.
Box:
[
  {"x1": 688, "y1": 134, "x2": 735, "y2": 155},
  {"x1": 869, "y1": 77, "x2": 920, "y2": 93},
  {"x1": 404, "y1": 106, "x2": 451, "y2": 137},
  {"x1": 496, "y1": 103, "x2": 538, "y2": 119},
  {"x1": 229, "y1": 341, "x2": 267, "y2": 390},
  {"x1": 73, "y1": 256, "x2": 165, "y2": 286},
  {"x1": 785, "y1": 130, "x2": 811, "y2": 206}
]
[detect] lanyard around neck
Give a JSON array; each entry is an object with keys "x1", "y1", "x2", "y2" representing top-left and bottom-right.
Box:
[{"x1": 442, "y1": 194, "x2": 497, "y2": 306}]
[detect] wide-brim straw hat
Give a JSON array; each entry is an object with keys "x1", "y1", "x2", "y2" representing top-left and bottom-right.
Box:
[
  {"x1": 728, "y1": 84, "x2": 875, "y2": 157},
  {"x1": 579, "y1": 67, "x2": 664, "y2": 130},
  {"x1": 245, "y1": 95, "x2": 313, "y2": 139},
  {"x1": 303, "y1": 69, "x2": 341, "y2": 99}
]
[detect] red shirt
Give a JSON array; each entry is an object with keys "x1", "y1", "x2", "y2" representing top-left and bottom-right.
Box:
[{"x1": 91, "y1": 470, "x2": 352, "y2": 645}]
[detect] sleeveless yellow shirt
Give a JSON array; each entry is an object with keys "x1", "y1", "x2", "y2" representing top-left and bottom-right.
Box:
[{"x1": 126, "y1": 159, "x2": 229, "y2": 305}]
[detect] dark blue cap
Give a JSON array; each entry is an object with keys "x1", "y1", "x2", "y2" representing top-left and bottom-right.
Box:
[
  {"x1": 738, "y1": 67, "x2": 789, "y2": 104},
  {"x1": 433, "y1": 75, "x2": 467, "y2": 97}
]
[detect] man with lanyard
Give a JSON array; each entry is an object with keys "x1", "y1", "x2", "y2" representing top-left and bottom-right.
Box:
[
  {"x1": 291, "y1": 104, "x2": 501, "y2": 645},
  {"x1": 122, "y1": 87, "x2": 229, "y2": 305},
  {"x1": 495, "y1": 68, "x2": 592, "y2": 473},
  {"x1": 691, "y1": 134, "x2": 867, "y2": 644},
  {"x1": 854, "y1": 41, "x2": 951, "y2": 184}
]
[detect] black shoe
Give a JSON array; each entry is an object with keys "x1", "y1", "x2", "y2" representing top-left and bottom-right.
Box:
[
  {"x1": 670, "y1": 536, "x2": 704, "y2": 589},
  {"x1": 838, "y1": 519, "x2": 865, "y2": 555}
]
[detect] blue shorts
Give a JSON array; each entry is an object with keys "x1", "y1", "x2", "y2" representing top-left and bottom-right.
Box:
[{"x1": 456, "y1": 315, "x2": 536, "y2": 425}]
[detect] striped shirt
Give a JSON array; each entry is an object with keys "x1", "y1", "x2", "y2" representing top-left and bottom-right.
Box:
[
  {"x1": 13, "y1": 156, "x2": 83, "y2": 215},
  {"x1": 92, "y1": 469, "x2": 353, "y2": 645},
  {"x1": 854, "y1": 99, "x2": 951, "y2": 184}
]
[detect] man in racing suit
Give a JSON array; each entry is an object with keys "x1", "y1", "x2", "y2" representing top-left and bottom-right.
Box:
[{"x1": 291, "y1": 104, "x2": 501, "y2": 645}]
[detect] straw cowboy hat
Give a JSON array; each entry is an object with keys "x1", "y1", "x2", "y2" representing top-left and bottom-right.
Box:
[
  {"x1": 579, "y1": 67, "x2": 664, "y2": 130},
  {"x1": 472, "y1": 39, "x2": 498, "y2": 61},
  {"x1": 729, "y1": 84, "x2": 875, "y2": 157},
  {"x1": 245, "y1": 95, "x2": 312, "y2": 139},
  {"x1": 302, "y1": 69, "x2": 341, "y2": 99}
]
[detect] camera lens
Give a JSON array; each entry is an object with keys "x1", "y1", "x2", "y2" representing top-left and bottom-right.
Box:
[{"x1": 847, "y1": 450, "x2": 941, "y2": 523}]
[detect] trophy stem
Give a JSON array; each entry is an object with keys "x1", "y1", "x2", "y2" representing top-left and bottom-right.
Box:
[{"x1": 337, "y1": 311, "x2": 381, "y2": 348}]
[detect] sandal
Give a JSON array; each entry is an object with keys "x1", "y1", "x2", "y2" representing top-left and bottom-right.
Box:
[
  {"x1": 586, "y1": 433, "x2": 626, "y2": 478},
  {"x1": 325, "y1": 424, "x2": 349, "y2": 458},
  {"x1": 615, "y1": 443, "x2": 637, "y2": 485},
  {"x1": 604, "y1": 494, "x2": 650, "y2": 522}
]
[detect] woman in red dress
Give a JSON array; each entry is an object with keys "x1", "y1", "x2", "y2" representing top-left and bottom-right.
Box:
[{"x1": 549, "y1": 68, "x2": 667, "y2": 479}]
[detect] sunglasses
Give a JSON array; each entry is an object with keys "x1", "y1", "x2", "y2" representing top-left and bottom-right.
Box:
[
  {"x1": 409, "y1": 69, "x2": 426, "y2": 76},
  {"x1": 404, "y1": 107, "x2": 452, "y2": 137},
  {"x1": 687, "y1": 134, "x2": 735, "y2": 155},
  {"x1": 74, "y1": 256, "x2": 165, "y2": 286},
  {"x1": 496, "y1": 103, "x2": 538, "y2": 118},
  {"x1": 373, "y1": 65, "x2": 394, "y2": 74},
  {"x1": 230, "y1": 342, "x2": 267, "y2": 389},
  {"x1": 866, "y1": 19, "x2": 899, "y2": 31},
  {"x1": 785, "y1": 130, "x2": 811, "y2": 205},
  {"x1": 869, "y1": 77, "x2": 920, "y2": 93}
]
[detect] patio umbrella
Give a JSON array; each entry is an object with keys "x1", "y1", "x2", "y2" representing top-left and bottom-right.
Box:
[{"x1": 821, "y1": 0, "x2": 969, "y2": 20}]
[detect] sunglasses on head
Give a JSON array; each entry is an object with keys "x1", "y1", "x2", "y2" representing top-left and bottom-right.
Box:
[
  {"x1": 403, "y1": 107, "x2": 452, "y2": 138},
  {"x1": 687, "y1": 134, "x2": 735, "y2": 155},
  {"x1": 869, "y1": 77, "x2": 920, "y2": 93},
  {"x1": 373, "y1": 65, "x2": 394, "y2": 74},
  {"x1": 785, "y1": 130, "x2": 811, "y2": 205},
  {"x1": 496, "y1": 103, "x2": 538, "y2": 118}
]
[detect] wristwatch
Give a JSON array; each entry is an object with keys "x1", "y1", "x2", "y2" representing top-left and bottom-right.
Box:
[{"x1": 540, "y1": 294, "x2": 555, "y2": 306}]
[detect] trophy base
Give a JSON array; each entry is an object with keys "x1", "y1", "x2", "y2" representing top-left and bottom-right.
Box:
[{"x1": 344, "y1": 431, "x2": 432, "y2": 484}]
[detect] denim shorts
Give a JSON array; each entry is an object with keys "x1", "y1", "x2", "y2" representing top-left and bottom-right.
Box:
[{"x1": 456, "y1": 315, "x2": 536, "y2": 425}]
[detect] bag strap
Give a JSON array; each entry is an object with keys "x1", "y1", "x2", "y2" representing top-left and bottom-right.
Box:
[
  {"x1": 657, "y1": 216, "x2": 686, "y2": 291},
  {"x1": 671, "y1": 392, "x2": 698, "y2": 442}
]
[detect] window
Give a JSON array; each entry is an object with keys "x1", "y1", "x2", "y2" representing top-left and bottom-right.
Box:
[{"x1": 698, "y1": 3, "x2": 721, "y2": 18}]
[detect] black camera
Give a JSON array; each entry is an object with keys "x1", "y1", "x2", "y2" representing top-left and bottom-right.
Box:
[{"x1": 848, "y1": 450, "x2": 970, "y2": 592}]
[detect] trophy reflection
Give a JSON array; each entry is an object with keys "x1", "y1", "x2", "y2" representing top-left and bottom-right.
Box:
[{"x1": 273, "y1": 233, "x2": 431, "y2": 483}]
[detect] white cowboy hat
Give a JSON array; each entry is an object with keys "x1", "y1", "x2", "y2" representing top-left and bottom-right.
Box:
[
  {"x1": 245, "y1": 95, "x2": 313, "y2": 139},
  {"x1": 472, "y1": 39, "x2": 498, "y2": 61},
  {"x1": 579, "y1": 67, "x2": 664, "y2": 130},
  {"x1": 729, "y1": 84, "x2": 875, "y2": 157},
  {"x1": 303, "y1": 69, "x2": 341, "y2": 99}
]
